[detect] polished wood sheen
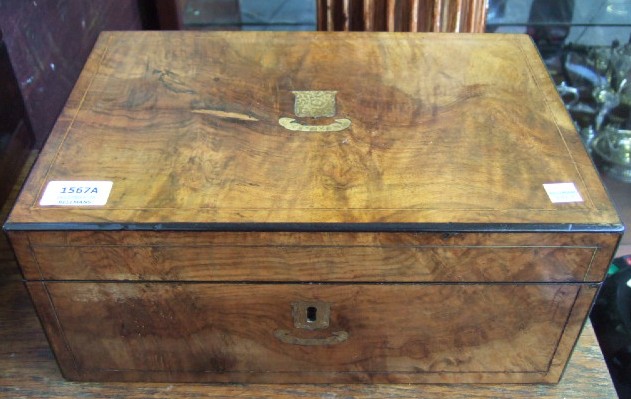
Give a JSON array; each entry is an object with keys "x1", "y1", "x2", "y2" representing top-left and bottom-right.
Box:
[
  {"x1": 0, "y1": 281, "x2": 618, "y2": 396},
  {"x1": 10, "y1": 230, "x2": 619, "y2": 282},
  {"x1": 28, "y1": 282, "x2": 589, "y2": 383},
  {"x1": 4, "y1": 32, "x2": 620, "y2": 227},
  {"x1": 3, "y1": 32, "x2": 623, "y2": 384}
]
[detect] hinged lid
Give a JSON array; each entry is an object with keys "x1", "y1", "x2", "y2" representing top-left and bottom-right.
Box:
[{"x1": 5, "y1": 32, "x2": 622, "y2": 232}]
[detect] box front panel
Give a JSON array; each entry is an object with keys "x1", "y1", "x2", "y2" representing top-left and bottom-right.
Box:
[
  {"x1": 17, "y1": 231, "x2": 619, "y2": 283},
  {"x1": 34, "y1": 282, "x2": 581, "y2": 383}
]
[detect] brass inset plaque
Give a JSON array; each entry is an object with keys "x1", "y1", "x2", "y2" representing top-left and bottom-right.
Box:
[
  {"x1": 293, "y1": 91, "x2": 337, "y2": 117},
  {"x1": 279, "y1": 90, "x2": 351, "y2": 132}
]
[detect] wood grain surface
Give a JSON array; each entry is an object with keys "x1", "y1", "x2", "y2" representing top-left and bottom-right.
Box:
[
  {"x1": 0, "y1": 151, "x2": 36, "y2": 281},
  {"x1": 0, "y1": 280, "x2": 617, "y2": 397},
  {"x1": 24, "y1": 281, "x2": 592, "y2": 383},
  {"x1": 9, "y1": 230, "x2": 620, "y2": 283},
  {"x1": 5, "y1": 32, "x2": 621, "y2": 228}
]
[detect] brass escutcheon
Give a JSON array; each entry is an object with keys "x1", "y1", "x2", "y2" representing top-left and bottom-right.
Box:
[
  {"x1": 273, "y1": 301, "x2": 349, "y2": 346},
  {"x1": 292, "y1": 301, "x2": 330, "y2": 330}
]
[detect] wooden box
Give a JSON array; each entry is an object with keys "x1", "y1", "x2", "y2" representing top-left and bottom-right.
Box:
[{"x1": 4, "y1": 32, "x2": 623, "y2": 384}]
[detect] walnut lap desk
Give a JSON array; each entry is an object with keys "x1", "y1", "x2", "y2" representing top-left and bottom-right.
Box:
[{"x1": 3, "y1": 32, "x2": 623, "y2": 384}]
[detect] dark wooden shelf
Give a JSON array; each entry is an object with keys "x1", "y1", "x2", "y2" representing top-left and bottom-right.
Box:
[{"x1": 0, "y1": 30, "x2": 34, "y2": 209}]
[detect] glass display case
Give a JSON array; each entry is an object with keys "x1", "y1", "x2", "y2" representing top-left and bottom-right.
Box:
[
  {"x1": 487, "y1": 0, "x2": 631, "y2": 184},
  {"x1": 178, "y1": 0, "x2": 316, "y2": 31},
  {"x1": 487, "y1": 0, "x2": 631, "y2": 46}
]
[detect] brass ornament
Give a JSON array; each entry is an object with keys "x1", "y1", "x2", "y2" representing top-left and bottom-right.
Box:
[
  {"x1": 278, "y1": 117, "x2": 351, "y2": 132},
  {"x1": 293, "y1": 90, "x2": 337, "y2": 117},
  {"x1": 279, "y1": 90, "x2": 351, "y2": 132}
]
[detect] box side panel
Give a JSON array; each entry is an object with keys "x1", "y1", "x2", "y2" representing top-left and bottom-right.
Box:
[
  {"x1": 544, "y1": 284, "x2": 600, "y2": 383},
  {"x1": 6, "y1": 231, "x2": 41, "y2": 280},
  {"x1": 26, "y1": 282, "x2": 80, "y2": 380},
  {"x1": 583, "y1": 233, "x2": 622, "y2": 281}
]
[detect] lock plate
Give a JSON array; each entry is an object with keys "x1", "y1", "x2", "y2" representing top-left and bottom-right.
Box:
[{"x1": 292, "y1": 301, "x2": 330, "y2": 330}]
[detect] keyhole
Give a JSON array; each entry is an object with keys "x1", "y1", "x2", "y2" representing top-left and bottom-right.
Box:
[{"x1": 306, "y1": 306, "x2": 317, "y2": 322}]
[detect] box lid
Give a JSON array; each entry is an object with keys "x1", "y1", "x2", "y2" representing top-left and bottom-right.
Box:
[{"x1": 5, "y1": 32, "x2": 622, "y2": 232}]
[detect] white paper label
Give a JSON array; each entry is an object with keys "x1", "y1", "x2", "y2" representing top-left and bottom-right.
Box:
[
  {"x1": 40, "y1": 181, "x2": 113, "y2": 206},
  {"x1": 543, "y1": 183, "x2": 583, "y2": 203}
]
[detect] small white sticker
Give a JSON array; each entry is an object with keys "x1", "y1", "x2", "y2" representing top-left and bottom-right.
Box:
[
  {"x1": 40, "y1": 181, "x2": 113, "y2": 206},
  {"x1": 543, "y1": 183, "x2": 583, "y2": 203}
]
